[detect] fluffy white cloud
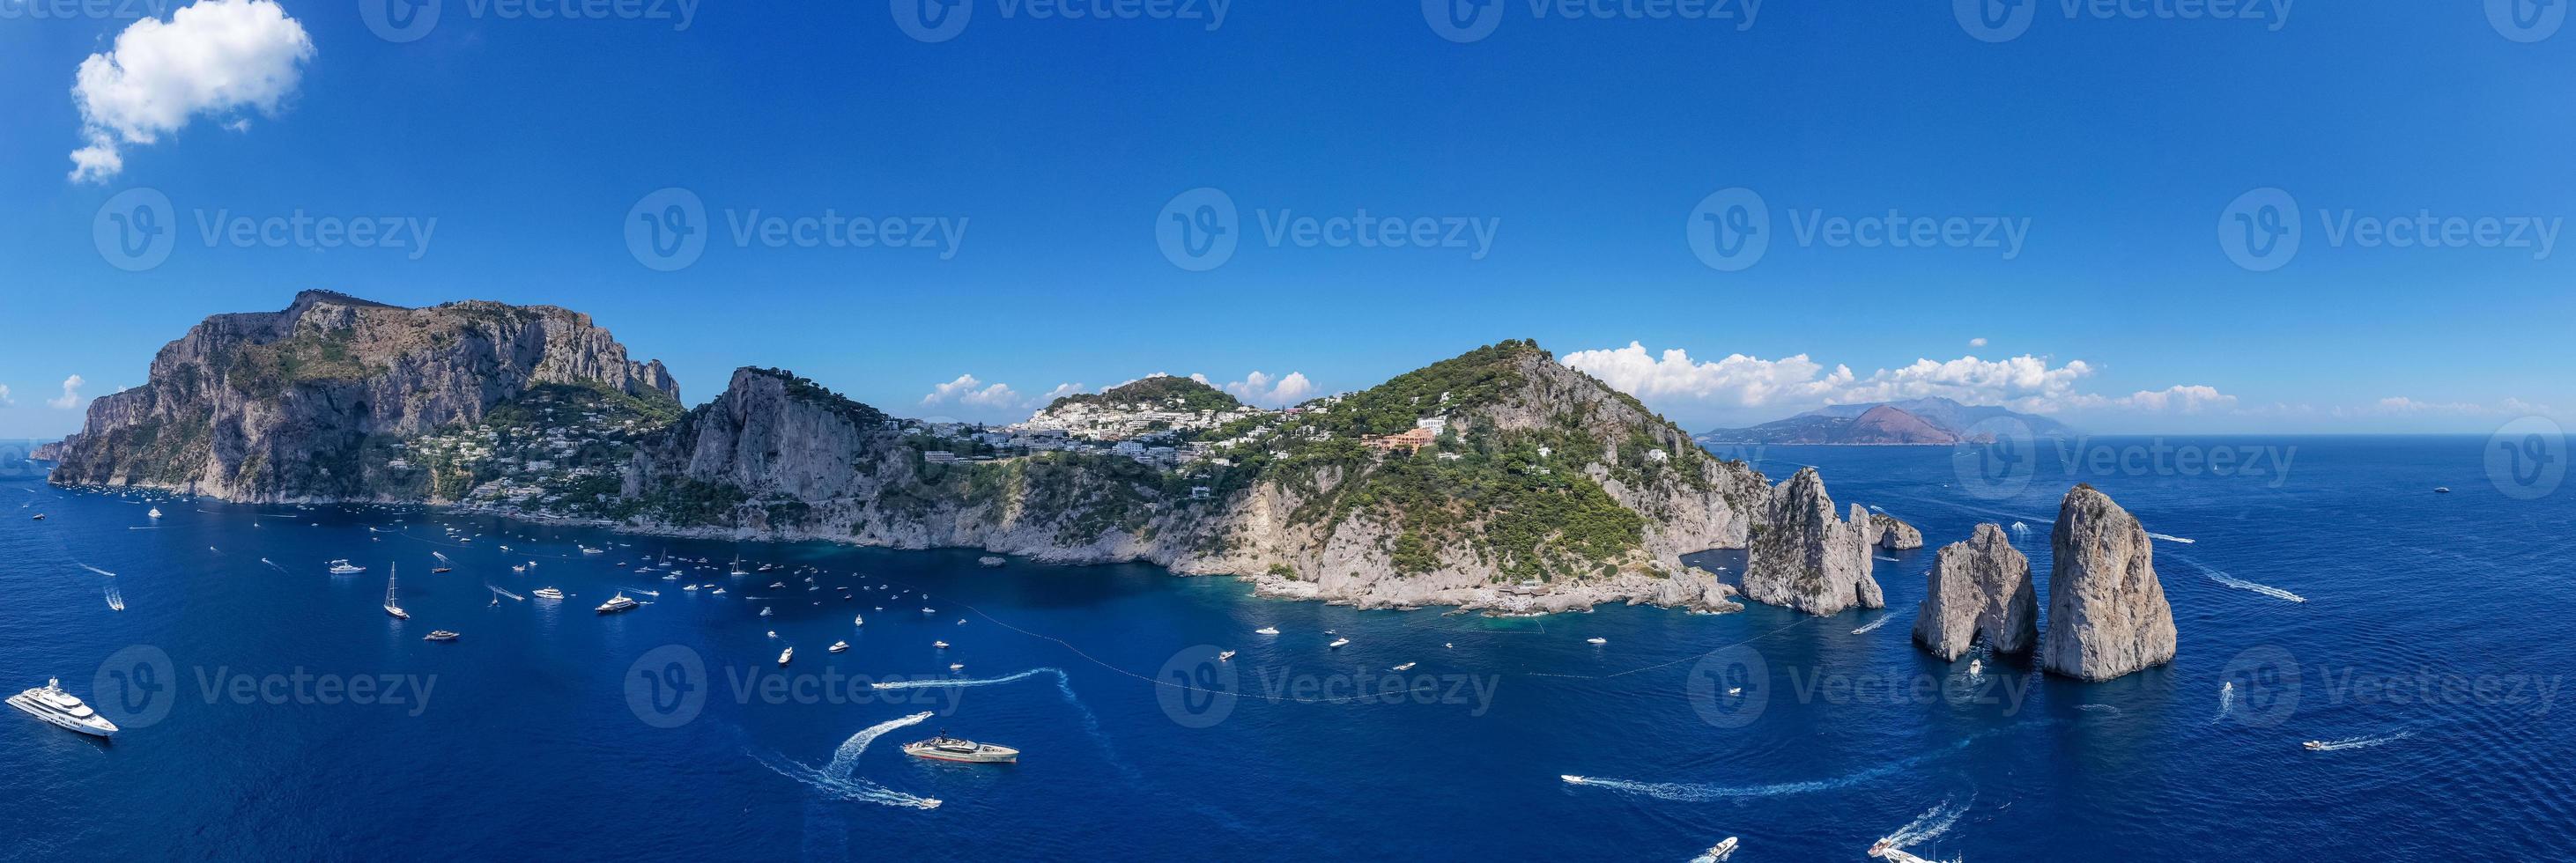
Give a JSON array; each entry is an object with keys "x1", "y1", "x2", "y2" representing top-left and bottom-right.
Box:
[
  {"x1": 1038, "y1": 383, "x2": 1085, "y2": 403},
  {"x1": 69, "y1": 0, "x2": 315, "y2": 182},
  {"x1": 1209, "y1": 371, "x2": 1316, "y2": 407},
  {"x1": 1562, "y1": 343, "x2": 2230, "y2": 417},
  {"x1": 1968, "y1": 337, "x2": 1988, "y2": 348},
  {"x1": 919, "y1": 374, "x2": 1021, "y2": 409},
  {"x1": 48, "y1": 376, "x2": 87, "y2": 409}
]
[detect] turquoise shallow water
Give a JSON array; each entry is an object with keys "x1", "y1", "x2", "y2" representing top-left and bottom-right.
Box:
[{"x1": 3, "y1": 435, "x2": 2572, "y2": 860}]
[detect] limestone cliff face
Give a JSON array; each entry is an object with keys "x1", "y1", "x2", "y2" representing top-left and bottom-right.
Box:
[
  {"x1": 1868, "y1": 513, "x2": 1923, "y2": 550},
  {"x1": 2041, "y1": 485, "x2": 2178, "y2": 681},
  {"x1": 1912, "y1": 523, "x2": 2037, "y2": 660},
  {"x1": 50, "y1": 291, "x2": 677, "y2": 501},
  {"x1": 1739, "y1": 468, "x2": 1883, "y2": 616},
  {"x1": 30, "y1": 439, "x2": 67, "y2": 461}
]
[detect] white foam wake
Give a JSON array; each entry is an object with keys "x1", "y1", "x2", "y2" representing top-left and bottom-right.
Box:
[
  {"x1": 2147, "y1": 532, "x2": 2196, "y2": 544},
  {"x1": 2205, "y1": 571, "x2": 2306, "y2": 603},
  {"x1": 1879, "y1": 795, "x2": 1971, "y2": 852},
  {"x1": 104, "y1": 582, "x2": 125, "y2": 612},
  {"x1": 1564, "y1": 734, "x2": 1995, "y2": 801},
  {"x1": 1852, "y1": 616, "x2": 1895, "y2": 635},
  {"x1": 2309, "y1": 731, "x2": 2413, "y2": 751},
  {"x1": 77, "y1": 563, "x2": 117, "y2": 578},
  {"x1": 872, "y1": 668, "x2": 1066, "y2": 690},
  {"x1": 755, "y1": 711, "x2": 942, "y2": 808},
  {"x1": 2076, "y1": 704, "x2": 2121, "y2": 714},
  {"x1": 2213, "y1": 682, "x2": 2234, "y2": 723}
]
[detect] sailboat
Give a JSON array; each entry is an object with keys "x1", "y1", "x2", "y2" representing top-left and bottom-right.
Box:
[
  {"x1": 729, "y1": 552, "x2": 750, "y2": 578},
  {"x1": 383, "y1": 565, "x2": 410, "y2": 619}
]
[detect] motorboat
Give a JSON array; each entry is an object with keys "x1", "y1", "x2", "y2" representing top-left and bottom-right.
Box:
[
  {"x1": 921, "y1": 607, "x2": 935, "y2": 615},
  {"x1": 978, "y1": 556, "x2": 1005, "y2": 567},
  {"x1": 596, "y1": 594, "x2": 640, "y2": 614},
  {"x1": 533, "y1": 587, "x2": 565, "y2": 600},
  {"x1": 902, "y1": 734, "x2": 1018, "y2": 763},
  {"x1": 948, "y1": 662, "x2": 965, "y2": 671},
  {"x1": 1218, "y1": 650, "x2": 1235, "y2": 661},
  {"x1": 777, "y1": 646, "x2": 793, "y2": 666},
  {"x1": 579, "y1": 546, "x2": 603, "y2": 555},
  {"x1": 1391, "y1": 662, "x2": 1416, "y2": 672},
  {"x1": 8, "y1": 679, "x2": 117, "y2": 737},
  {"x1": 2303, "y1": 740, "x2": 2328, "y2": 751},
  {"x1": 853, "y1": 615, "x2": 864, "y2": 626},
  {"x1": 147, "y1": 507, "x2": 161, "y2": 519},
  {"x1": 759, "y1": 607, "x2": 774, "y2": 617},
  {"x1": 1586, "y1": 638, "x2": 1607, "y2": 645},
  {"x1": 424, "y1": 631, "x2": 459, "y2": 642},
  {"x1": 829, "y1": 641, "x2": 848, "y2": 653},
  {"x1": 955, "y1": 618, "x2": 966, "y2": 625},
  {"x1": 1705, "y1": 837, "x2": 1738, "y2": 860},
  {"x1": 1968, "y1": 659, "x2": 1983, "y2": 675},
  {"x1": 328, "y1": 559, "x2": 366, "y2": 575},
  {"x1": 1329, "y1": 638, "x2": 1350, "y2": 649},
  {"x1": 933, "y1": 640, "x2": 951, "y2": 649},
  {"x1": 2434, "y1": 486, "x2": 2452, "y2": 493},
  {"x1": 1255, "y1": 626, "x2": 1278, "y2": 635}
]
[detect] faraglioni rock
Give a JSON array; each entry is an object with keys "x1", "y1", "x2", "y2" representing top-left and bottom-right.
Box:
[
  {"x1": 1912, "y1": 523, "x2": 2036, "y2": 660},
  {"x1": 1740, "y1": 468, "x2": 1883, "y2": 616},
  {"x1": 2041, "y1": 484, "x2": 2179, "y2": 681},
  {"x1": 1868, "y1": 512, "x2": 1922, "y2": 550}
]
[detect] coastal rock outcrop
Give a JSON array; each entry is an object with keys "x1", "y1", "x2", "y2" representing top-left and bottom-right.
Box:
[
  {"x1": 29, "y1": 439, "x2": 66, "y2": 462},
  {"x1": 1911, "y1": 523, "x2": 2036, "y2": 660},
  {"x1": 1739, "y1": 468, "x2": 1882, "y2": 616},
  {"x1": 1868, "y1": 513, "x2": 1922, "y2": 550},
  {"x1": 2041, "y1": 484, "x2": 2178, "y2": 681}
]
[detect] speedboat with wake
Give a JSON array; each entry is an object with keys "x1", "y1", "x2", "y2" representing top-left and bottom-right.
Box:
[
  {"x1": 902, "y1": 733, "x2": 1019, "y2": 763},
  {"x1": 1702, "y1": 837, "x2": 1737, "y2": 861},
  {"x1": 8, "y1": 679, "x2": 118, "y2": 737}
]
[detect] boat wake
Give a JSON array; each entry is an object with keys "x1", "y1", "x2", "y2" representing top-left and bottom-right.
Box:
[
  {"x1": 2076, "y1": 704, "x2": 2121, "y2": 715},
  {"x1": 2309, "y1": 731, "x2": 2413, "y2": 752},
  {"x1": 2146, "y1": 532, "x2": 2196, "y2": 544},
  {"x1": 104, "y1": 582, "x2": 126, "y2": 612},
  {"x1": 261, "y1": 558, "x2": 286, "y2": 573},
  {"x1": 1852, "y1": 616, "x2": 1896, "y2": 635},
  {"x1": 1563, "y1": 733, "x2": 1999, "y2": 801},
  {"x1": 872, "y1": 668, "x2": 1129, "y2": 777},
  {"x1": 77, "y1": 563, "x2": 118, "y2": 578},
  {"x1": 1878, "y1": 795, "x2": 1972, "y2": 854},
  {"x1": 2204, "y1": 571, "x2": 2306, "y2": 603},
  {"x1": 754, "y1": 711, "x2": 943, "y2": 809},
  {"x1": 2213, "y1": 682, "x2": 2235, "y2": 724}
]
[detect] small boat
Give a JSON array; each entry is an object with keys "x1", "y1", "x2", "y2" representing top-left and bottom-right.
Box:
[
  {"x1": 328, "y1": 559, "x2": 366, "y2": 575},
  {"x1": 1727, "y1": 686, "x2": 1743, "y2": 696},
  {"x1": 424, "y1": 631, "x2": 459, "y2": 642},
  {"x1": 711, "y1": 588, "x2": 727, "y2": 596},
  {"x1": 1586, "y1": 638, "x2": 1607, "y2": 645},
  {"x1": 777, "y1": 646, "x2": 793, "y2": 666},
  {"x1": 596, "y1": 594, "x2": 640, "y2": 614},
  {"x1": 770, "y1": 582, "x2": 786, "y2": 589},
  {"x1": 1869, "y1": 837, "x2": 1895, "y2": 857},
  {"x1": 853, "y1": 615, "x2": 865, "y2": 626},
  {"x1": 2434, "y1": 487, "x2": 2452, "y2": 493},
  {"x1": 1706, "y1": 837, "x2": 1738, "y2": 860},
  {"x1": 955, "y1": 618, "x2": 966, "y2": 625},
  {"x1": 1967, "y1": 659, "x2": 1983, "y2": 675},
  {"x1": 8, "y1": 679, "x2": 117, "y2": 737},
  {"x1": 1255, "y1": 626, "x2": 1279, "y2": 635},
  {"x1": 1218, "y1": 650, "x2": 1236, "y2": 661},
  {"x1": 147, "y1": 507, "x2": 161, "y2": 519},
  {"x1": 2303, "y1": 740, "x2": 2327, "y2": 751},
  {"x1": 511, "y1": 565, "x2": 527, "y2": 574},
  {"x1": 948, "y1": 662, "x2": 965, "y2": 671},
  {"x1": 1391, "y1": 662, "x2": 1416, "y2": 672},
  {"x1": 579, "y1": 546, "x2": 603, "y2": 555},
  {"x1": 978, "y1": 556, "x2": 1005, "y2": 567},
  {"x1": 729, "y1": 554, "x2": 749, "y2": 577},
  {"x1": 934, "y1": 640, "x2": 951, "y2": 649},
  {"x1": 759, "y1": 607, "x2": 774, "y2": 617},
  {"x1": 533, "y1": 587, "x2": 565, "y2": 600},
  {"x1": 902, "y1": 734, "x2": 1018, "y2": 763},
  {"x1": 30, "y1": 514, "x2": 43, "y2": 520},
  {"x1": 829, "y1": 641, "x2": 848, "y2": 653},
  {"x1": 682, "y1": 584, "x2": 700, "y2": 592},
  {"x1": 921, "y1": 607, "x2": 935, "y2": 615},
  {"x1": 1329, "y1": 638, "x2": 1350, "y2": 649}
]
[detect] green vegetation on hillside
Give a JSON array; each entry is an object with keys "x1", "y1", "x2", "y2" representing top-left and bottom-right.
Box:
[{"x1": 1045, "y1": 374, "x2": 1242, "y2": 413}]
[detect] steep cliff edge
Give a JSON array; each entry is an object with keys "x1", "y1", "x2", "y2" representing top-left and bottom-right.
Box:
[
  {"x1": 49, "y1": 291, "x2": 677, "y2": 501},
  {"x1": 1738, "y1": 468, "x2": 1883, "y2": 616},
  {"x1": 2041, "y1": 484, "x2": 2179, "y2": 681}
]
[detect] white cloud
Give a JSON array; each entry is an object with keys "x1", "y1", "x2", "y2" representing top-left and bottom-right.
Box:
[
  {"x1": 68, "y1": 0, "x2": 315, "y2": 182},
  {"x1": 1211, "y1": 371, "x2": 1316, "y2": 407},
  {"x1": 1968, "y1": 337, "x2": 1988, "y2": 348},
  {"x1": 48, "y1": 376, "x2": 87, "y2": 409},
  {"x1": 1038, "y1": 383, "x2": 1085, "y2": 402},
  {"x1": 919, "y1": 374, "x2": 1021, "y2": 409},
  {"x1": 1562, "y1": 342, "x2": 2230, "y2": 417},
  {"x1": 0, "y1": 385, "x2": 12, "y2": 407}
]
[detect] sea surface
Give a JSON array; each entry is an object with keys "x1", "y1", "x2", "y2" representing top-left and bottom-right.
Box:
[{"x1": 4, "y1": 435, "x2": 2572, "y2": 861}]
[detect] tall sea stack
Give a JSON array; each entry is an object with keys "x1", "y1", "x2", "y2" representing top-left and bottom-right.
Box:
[
  {"x1": 2040, "y1": 484, "x2": 2178, "y2": 681},
  {"x1": 1740, "y1": 468, "x2": 1883, "y2": 616},
  {"x1": 1912, "y1": 523, "x2": 2037, "y2": 660}
]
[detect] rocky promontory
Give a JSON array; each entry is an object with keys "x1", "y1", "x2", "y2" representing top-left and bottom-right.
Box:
[
  {"x1": 1868, "y1": 512, "x2": 1922, "y2": 550},
  {"x1": 1911, "y1": 523, "x2": 2036, "y2": 660},
  {"x1": 2040, "y1": 484, "x2": 2178, "y2": 681},
  {"x1": 1739, "y1": 468, "x2": 1883, "y2": 616}
]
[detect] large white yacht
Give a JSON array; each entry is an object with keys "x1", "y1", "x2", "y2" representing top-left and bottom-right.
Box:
[
  {"x1": 328, "y1": 559, "x2": 366, "y2": 575},
  {"x1": 9, "y1": 679, "x2": 118, "y2": 737},
  {"x1": 902, "y1": 734, "x2": 1018, "y2": 763},
  {"x1": 596, "y1": 594, "x2": 640, "y2": 614}
]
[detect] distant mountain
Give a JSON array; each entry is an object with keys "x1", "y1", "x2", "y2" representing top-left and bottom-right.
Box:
[{"x1": 1697, "y1": 397, "x2": 2074, "y2": 446}]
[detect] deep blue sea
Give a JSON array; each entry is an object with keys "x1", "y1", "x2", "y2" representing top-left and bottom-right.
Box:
[{"x1": 5, "y1": 435, "x2": 2573, "y2": 861}]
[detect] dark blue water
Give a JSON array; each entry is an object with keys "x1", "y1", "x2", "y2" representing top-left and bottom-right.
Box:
[{"x1": 5, "y1": 436, "x2": 2572, "y2": 860}]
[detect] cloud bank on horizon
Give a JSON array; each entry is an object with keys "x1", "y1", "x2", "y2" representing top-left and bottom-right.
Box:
[{"x1": 68, "y1": 0, "x2": 314, "y2": 182}]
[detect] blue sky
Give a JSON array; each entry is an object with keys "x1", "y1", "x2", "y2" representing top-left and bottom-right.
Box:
[{"x1": 3, "y1": 0, "x2": 2571, "y2": 439}]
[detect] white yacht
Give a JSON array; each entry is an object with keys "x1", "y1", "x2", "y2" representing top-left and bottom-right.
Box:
[
  {"x1": 852, "y1": 615, "x2": 865, "y2": 626},
  {"x1": 921, "y1": 607, "x2": 935, "y2": 615},
  {"x1": 1218, "y1": 650, "x2": 1236, "y2": 661},
  {"x1": 902, "y1": 734, "x2": 1019, "y2": 763},
  {"x1": 382, "y1": 565, "x2": 409, "y2": 619},
  {"x1": 1391, "y1": 662, "x2": 1416, "y2": 672},
  {"x1": 147, "y1": 507, "x2": 162, "y2": 519},
  {"x1": 596, "y1": 594, "x2": 640, "y2": 614},
  {"x1": 9, "y1": 680, "x2": 117, "y2": 737},
  {"x1": 328, "y1": 559, "x2": 366, "y2": 575},
  {"x1": 933, "y1": 640, "x2": 951, "y2": 649},
  {"x1": 1704, "y1": 837, "x2": 1738, "y2": 860},
  {"x1": 829, "y1": 641, "x2": 848, "y2": 653},
  {"x1": 777, "y1": 645, "x2": 793, "y2": 666},
  {"x1": 532, "y1": 586, "x2": 565, "y2": 600},
  {"x1": 1329, "y1": 638, "x2": 1351, "y2": 649},
  {"x1": 424, "y1": 630, "x2": 459, "y2": 642},
  {"x1": 1586, "y1": 638, "x2": 1607, "y2": 645},
  {"x1": 1255, "y1": 626, "x2": 1279, "y2": 635}
]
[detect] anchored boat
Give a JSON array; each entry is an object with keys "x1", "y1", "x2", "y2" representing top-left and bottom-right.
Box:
[
  {"x1": 8, "y1": 679, "x2": 117, "y2": 737},
  {"x1": 902, "y1": 734, "x2": 1019, "y2": 763}
]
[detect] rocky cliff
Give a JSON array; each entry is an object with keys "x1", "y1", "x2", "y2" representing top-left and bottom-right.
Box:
[
  {"x1": 1868, "y1": 513, "x2": 1923, "y2": 550},
  {"x1": 1738, "y1": 468, "x2": 1883, "y2": 616},
  {"x1": 49, "y1": 291, "x2": 677, "y2": 501},
  {"x1": 2040, "y1": 485, "x2": 2178, "y2": 681},
  {"x1": 30, "y1": 439, "x2": 67, "y2": 461},
  {"x1": 1911, "y1": 523, "x2": 2036, "y2": 660}
]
